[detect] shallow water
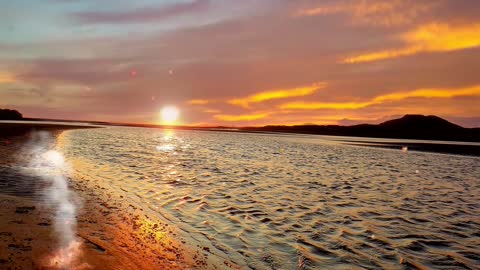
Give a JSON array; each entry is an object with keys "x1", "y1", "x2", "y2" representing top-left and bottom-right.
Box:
[{"x1": 57, "y1": 127, "x2": 479, "y2": 269}]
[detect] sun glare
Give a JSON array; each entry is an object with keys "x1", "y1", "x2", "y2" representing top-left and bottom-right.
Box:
[{"x1": 160, "y1": 106, "x2": 180, "y2": 125}]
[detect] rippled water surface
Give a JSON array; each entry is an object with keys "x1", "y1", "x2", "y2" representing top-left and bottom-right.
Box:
[{"x1": 58, "y1": 127, "x2": 480, "y2": 269}]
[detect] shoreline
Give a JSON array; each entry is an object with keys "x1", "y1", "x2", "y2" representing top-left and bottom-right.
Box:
[
  {"x1": 0, "y1": 122, "x2": 101, "y2": 138},
  {"x1": 6, "y1": 117, "x2": 480, "y2": 143},
  {"x1": 0, "y1": 124, "x2": 237, "y2": 269},
  {"x1": 0, "y1": 191, "x2": 212, "y2": 269}
]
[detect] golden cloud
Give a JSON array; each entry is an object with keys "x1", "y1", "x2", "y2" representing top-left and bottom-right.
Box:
[
  {"x1": 344, "y1": 23, "x2": 480, "y2": 63},
  {"x1": 228, "y1": 82, "x2": 326, "y2": 108},
  {"x1": 214, "y1": 113, "x2": 270, "y2": 121},
  {"x1": 0, "y1": 72, "x2": 16, "y2": 83},
  {"x1": 187, "y1": 99, "x2": 210, "y2": 105},
  {"x1": 281, "y1": 85, "x2": 480, "y2": 110},
  {"x1": 281, "y1": 101, "x2": 371, "y2": 110},
  {"x1": 373, "y1": 86, "x2": 480, "y2": 102},
  {"x1": 203, "y1": 108, "x2": 220, "y2": 114}
]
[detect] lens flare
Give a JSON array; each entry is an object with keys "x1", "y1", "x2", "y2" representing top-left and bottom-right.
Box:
[
  {"x1": 26, "y1": 132, "x2": 84, "y2": 269},
  {"x1": 43, "y1": 150, "x2": 65, "y2": 167}
]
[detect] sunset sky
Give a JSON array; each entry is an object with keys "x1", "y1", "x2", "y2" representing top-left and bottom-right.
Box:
[{"x1": 1, "y1": 0, "x2": 480, "y2": 127}]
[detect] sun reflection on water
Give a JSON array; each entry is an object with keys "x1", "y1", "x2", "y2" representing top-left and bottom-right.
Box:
[{"x1": 156, "y1": 130, "x2": 178, "y2": 152}]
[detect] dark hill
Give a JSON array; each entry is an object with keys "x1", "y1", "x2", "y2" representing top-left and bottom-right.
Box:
[
  {"x1": 380, "y1": 114, "x2": 463, "y2": 130},
  {"x1": 0, "y1": 109, "x2": 23, "y2": 120},
  {"x1": 242, "y1": 115, "x2": 480, "y2": 142}
]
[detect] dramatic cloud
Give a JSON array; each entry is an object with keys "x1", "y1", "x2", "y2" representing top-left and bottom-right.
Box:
[
  {"x1": 281, "y1": 85, "x2": 480, "y2": 110},
  {"x1": 228, "y1": 83, "x2": 326, "y2": 108},
  {"x1": 214, "y1": 112, "x2": 270, "y2": 122},
  {"x1": 344, "y1": 23, "x2": 480, "y2": 63}
]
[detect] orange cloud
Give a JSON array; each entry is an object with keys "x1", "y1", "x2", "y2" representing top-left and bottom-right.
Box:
[
  {"x1": 228, "y1": 82, "x2": 326, "y2": 108},
  {"x1": 344, "y1": 23, "x2": 480, "y2": 63},
  {"x1": 281, "y1": 85, "x2": 480, "y2": 110},
  {"x1": 0, "y1": 72, "x2": 16, "y2": 83},
  {"x1": 296, "y1": 0, "x2": 434, "y2": 27},
  {"x1": 214, "y1": 113, "x2": 270, "y2": 121},
  {"x1": 281, "y1": 101, "x2": 371, "y2": 110},
  {"x1": 373, "y1": 86, "x2": 480, "y2": 102},
  {"x1": 297, "y1": 5, "x2": 344, "y2": 16},
  {"x1": 203, "y1": 108, "x2": 220, "y2": 114},
  {"x1": 187, "y1": 99, "x2": 210, "y2": 105}
]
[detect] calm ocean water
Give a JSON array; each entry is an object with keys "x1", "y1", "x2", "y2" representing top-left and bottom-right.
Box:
[{"x1": 58, "y1": 127, "x2": 479, "y2": 269}]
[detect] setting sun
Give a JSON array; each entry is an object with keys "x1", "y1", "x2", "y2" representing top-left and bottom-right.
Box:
[{"x1": 160, "y1": 106, "x2": 180, "y2": 125}]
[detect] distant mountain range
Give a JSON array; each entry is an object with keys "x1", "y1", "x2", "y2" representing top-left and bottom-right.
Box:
[{"x1": 241, "y1": 115, "x2": 480, "y2": 142}]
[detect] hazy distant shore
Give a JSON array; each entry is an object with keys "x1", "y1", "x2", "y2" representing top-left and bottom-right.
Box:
[{"x1": 0, "y1": 124, "x2": 233, "y2": 269}]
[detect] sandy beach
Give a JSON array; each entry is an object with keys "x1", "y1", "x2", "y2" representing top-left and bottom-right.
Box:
[{"x1": 0, "y1": 123, "x2": 234, "y2": 270}]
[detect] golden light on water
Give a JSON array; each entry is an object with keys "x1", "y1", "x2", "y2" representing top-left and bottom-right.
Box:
[{"x1": 160, "y1": 106, "x2": 180, "y2": 125}]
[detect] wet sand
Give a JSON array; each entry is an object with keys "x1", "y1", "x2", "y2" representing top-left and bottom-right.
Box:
[
  {"x1": 0, "y1": 123, "x2": 235, "y2": 269},
  {"x1": 0, "y1": 192, "x2": 223, "y2": 269}
]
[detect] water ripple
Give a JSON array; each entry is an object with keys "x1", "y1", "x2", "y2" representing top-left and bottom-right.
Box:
[{"x1": 58, "y1": 127, "x2": 480, "y2": 269}]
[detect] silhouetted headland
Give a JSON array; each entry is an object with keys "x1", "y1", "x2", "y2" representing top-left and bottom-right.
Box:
[
  {"x1": 0, "y1": 109, "x2": 23, "y2": 120},
  {"x1": 241, "y1": 115, "x2": 480, "y2": 142},
  {"x1": 0, "y1": 107, "x2": 100, "y2": 138}
]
